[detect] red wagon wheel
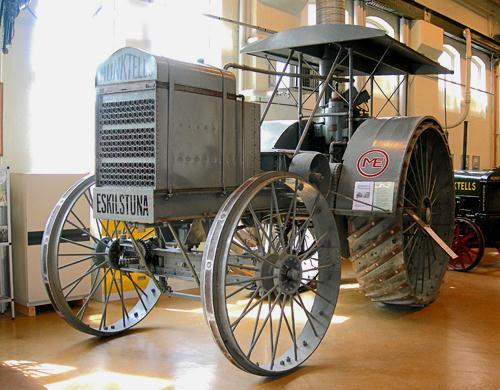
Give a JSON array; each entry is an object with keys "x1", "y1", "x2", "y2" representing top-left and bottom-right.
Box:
[{"x1": 449, "y1": 217, "x2": 485, "y2": 272}]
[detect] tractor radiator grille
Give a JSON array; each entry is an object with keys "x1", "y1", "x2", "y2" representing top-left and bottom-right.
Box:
[
  {"x1": 99, "y1": 99, "x2": 155, "y2": 126},
  {"x1": 99, "y1": 162, "x2": 156, "y2": 187},
  {"x1": 96, "y1": 90, "x2": 157, "y2": 188},
  {"x1": 98, "y1": 127, "x2": 155, "y2": 159}
]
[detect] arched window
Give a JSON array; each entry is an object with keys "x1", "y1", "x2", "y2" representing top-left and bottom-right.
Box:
[
  {"x1": 365, "y1": 16, "x2": 397, "y2": 98},
  {"x1": 438, "y1": 44, "x2": 461, "y2": 111},
  {"x1": 366, "y1": 16, "x2": 394, "y2": 37},
  {"x1": 470, "y1": 55, "x2": 487, "y2": 115}
]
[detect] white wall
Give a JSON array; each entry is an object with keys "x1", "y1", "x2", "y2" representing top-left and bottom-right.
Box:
[
  {"x1": 0, "y1": 0, "x2": 498, "y2": 173},
  {"x1": 0, "y1": 0, "x2": 217, "y2": 174}
]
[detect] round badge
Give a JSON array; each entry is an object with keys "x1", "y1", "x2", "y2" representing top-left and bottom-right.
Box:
[{"x1": 356, "y1": 149, "x2": 389, "y2": 178}]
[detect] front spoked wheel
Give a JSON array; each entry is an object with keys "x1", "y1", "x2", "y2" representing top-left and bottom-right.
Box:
[
  {"x1": 41, "y1": 175, "x2": 161, "y2": 336},
  {"x1": 202, "y1": 172, "x2": 341, "y2": 376}
]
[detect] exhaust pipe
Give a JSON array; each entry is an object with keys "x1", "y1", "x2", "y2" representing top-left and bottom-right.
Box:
[{"x1": 316, "y1": 0, "x2": 345, "y2": 25}]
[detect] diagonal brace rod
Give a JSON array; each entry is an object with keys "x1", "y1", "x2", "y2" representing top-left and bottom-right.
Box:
[
  {"x1": 260, "y1": 50, "x2": 294, "y2": 125},
  {"x1": 404, "y1": 208, "x2": 458, "y2": 259},
  {"x1": 167, "y1": 222, "x2": 201, "y2": 287}
]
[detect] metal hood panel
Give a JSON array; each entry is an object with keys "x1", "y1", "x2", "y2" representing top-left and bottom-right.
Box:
[{"x1": 241, "y1": 24, "x2": 451, "y2": 76}]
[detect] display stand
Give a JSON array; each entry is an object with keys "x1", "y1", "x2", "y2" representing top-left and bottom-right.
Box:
[{"x1": 0, "y1": 167, "x2": 14, "y2": 318}]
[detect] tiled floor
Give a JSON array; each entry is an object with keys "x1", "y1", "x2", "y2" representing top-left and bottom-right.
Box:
[{"x1": 1, "y1": 249, "x2": 499, "y2": 389}]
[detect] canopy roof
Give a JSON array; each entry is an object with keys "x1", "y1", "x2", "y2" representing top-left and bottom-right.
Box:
[{"x1": 241, "y1": 24, "x2": 451, "y2": 76}]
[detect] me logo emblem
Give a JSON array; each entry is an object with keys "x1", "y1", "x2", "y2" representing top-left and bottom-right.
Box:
[{"x1": 356, "y1": 149, "x2": 389, "y2": 178}]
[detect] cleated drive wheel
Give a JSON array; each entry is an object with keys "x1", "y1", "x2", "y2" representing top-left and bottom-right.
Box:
[
  {"x1": 449, "y1": 217, "x2": 485, "y2": 272},
  {"x1": 344, "y1": 119, "x2": 454, "y2": 306},
  {"x1": 41, "y1": 174, "x2": 161, "y2": 336},
  {"x1": 202, "y1": 171, "x2": 341, "y2": 376}
]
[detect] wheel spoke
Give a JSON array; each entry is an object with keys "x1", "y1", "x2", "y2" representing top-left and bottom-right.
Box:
[
  {"x1": 405, "y1": 232, "x2": 422, "y2": 269},
  {"x1": 227, "y1": 263, "x2": 258, "y2": 272},
  {"x1": 290, "y1": 295, "x2": 297, "y2": 361},
  {"x1": 418, "y1": 140, "x2": 427, "y2": 197},
  {"x1": 77, "y1": 267, "x2": 110, "y2": 320},
  {"x1": 60, "y1": 237, "x2": 95, "y2": 251},
  {"x1": 268, "y1": 296, "x2": 274, "y2": 365},
  {"x1": 65, "y1": 219, "x2": 105, "y2": 246},
  {"x1": 405, "y1": 177, "x2": 420, "y2": 202},
  {"x1": 289, "y1": 195, "x2": 318, "y2": 252},
  {"x1": 301, "y1": 277, "x2": 325, "y2": 284},
  {"x1": 230, "y1": 286, "x2": 277, "y2": 330},
  {"x1": 231, "y1": 236, "x2": 279, "y2": 269},
  {"x1": 271, "y1": 183, "x2": 287, "y2": 250},
  {"x1": 99, "y1": 274, "x2": 114, "y2": 330},
  {"x1": 297, "y1": 231, "x2": 328, "y2": 261},
  {"x1": 409, "y1": 162, "x2": 423, "y2": 199},
  {"x1": 403, "y1": 222, "x2": 417, "y2": 234},
  {"x1": 62, "y1": 264, "x2": 99, "y2": 293},
  {"x1": 58, "y1": 252, "x2": 106, "y2": 257},
  {"x1": 247, "y1": 203, "x2": 266, "y2": 255},
  {"x1": 251, "y1": 209, "x2": 278, "y2": 254},
  {"x1": 111, "y1": 270, "x2": 129, "y2": 326},
  {"x1": 247, "y1": 299, "x2": 264, "y2": 359},
  {"x1": 288, "y1": 183, "x2": 306, "y2": 252},
  {"x1": 231, "y1": 288, "x2": 260, "y2": 331},
  {"x1": 124, "y1": 272, "x2": 148, "y2": 310},
  {"x1": 299, "y1": 282, "x2": 336, "y2": 306},
  {"x1": 225, "y1": 280, "x2": 258, "y2": 299},
  {"x1": 270, "y1": 294, "x2": 285, "y2": 370},
  {"x1": 404, "y1": 196, "x2": 419, "y2": 210},
  {"x1": 225, "y1": 275, "x2": 276, "y2": 287},
  {"x1": 279, "y1": 295, "x2": 296, "y2": 359},
  {"x1": 58, "y1": 255, "x2": 96, "y2": 270},
  {"x1": 246, "y1": 292, "x2": 281, "y2": 359},
  {"x1": 306, "y1": 261, "x2": 337, "y2": 272},
  {"x1": 294, "y1": 295, "x2": 319, "y2": 337}
]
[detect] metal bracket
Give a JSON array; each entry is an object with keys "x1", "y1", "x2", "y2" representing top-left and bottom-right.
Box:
[
  {"x1": 123, "y1": 222, "x2": 166, "y2": 293},
  {"x1": 404, "y1": 208, "x2": 458, "y2": 259}
]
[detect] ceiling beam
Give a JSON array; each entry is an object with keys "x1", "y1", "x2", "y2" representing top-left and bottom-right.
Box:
[{"x1": 368, "y1": 0, "x2": 500, "y2": 54}]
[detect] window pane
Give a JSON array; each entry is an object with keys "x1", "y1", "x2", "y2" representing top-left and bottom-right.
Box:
[{"x1": 438, "y1": 45, "x2": 462, "y2": 111}]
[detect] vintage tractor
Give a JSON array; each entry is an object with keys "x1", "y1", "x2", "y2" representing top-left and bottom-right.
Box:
[
  {"x1": 450, "y1": 168, "x2": 500, "y2": 271},
  {"x1": 41, "y1": 23, "x2": 457, "y2": 376}
]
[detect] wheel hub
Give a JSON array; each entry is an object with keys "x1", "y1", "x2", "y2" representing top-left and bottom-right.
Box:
[
  {"x1": 102, "y1": 238, "x2": 146, "y2": 270},
  {"x1": 105, "y1": 238, "x2": 123, "y2": 269},
  {"x1": 257, "y1": 253, "x2": 302, "y2": 296},
  {"x1": 419, "y1": 196, "x2": 433, "y2": 224},
  {"x1": 277, "y1": 255, "x2": 302, "y2": 295},
  {"x1": 93, "y1": 238, "x2": 110, "y2": 268}
]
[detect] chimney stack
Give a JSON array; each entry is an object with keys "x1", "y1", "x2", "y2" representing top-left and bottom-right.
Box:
[{"x1": 316, "y1": 0, "x2": 345, "y2": 25}]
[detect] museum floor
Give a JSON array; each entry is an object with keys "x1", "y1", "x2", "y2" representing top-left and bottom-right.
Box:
[{"x1": 1, "y1": 249, "x2": 499, "y2": 390}]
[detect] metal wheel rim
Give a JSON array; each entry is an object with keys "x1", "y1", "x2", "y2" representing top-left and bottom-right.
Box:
[
  {"x1": 202, "y1": 171, "x2": 341, "y2": 376},
  {"x1": 401, "y1": 123, "x2": 454, "y2": 302},
  {"x1": 41, "y1": 174, "x2": 161, "y2": 336}
]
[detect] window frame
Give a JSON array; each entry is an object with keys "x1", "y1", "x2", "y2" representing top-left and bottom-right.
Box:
[
  {"x1": 438, "y1": 44, "x2": 462, "y2": 112},
  {"x1": 470, "y1": 55, "x2": 487, "y2": 115}
]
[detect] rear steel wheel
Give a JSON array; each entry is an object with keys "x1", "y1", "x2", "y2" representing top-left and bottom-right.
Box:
[
  {"x1": 202, "y1": 172, "x2": 341, "y2": 376},
  {"x1": 449, "y1": 217, "x2": 485, "y2": 272},
  {"x1": 348, "y1": 121, "x2": 454, "y2": 306},
  {"x1": 41, "y1": 175, "x2": 160, "y2": 336}
]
